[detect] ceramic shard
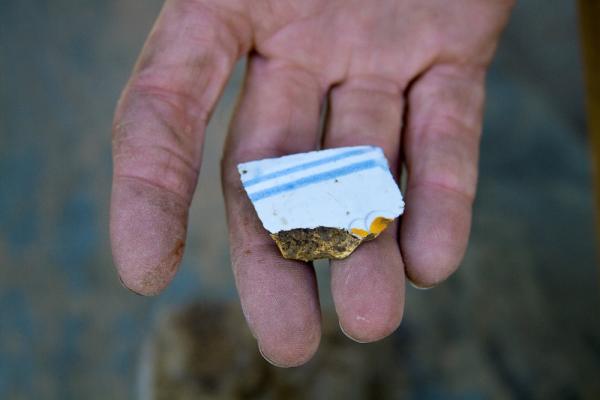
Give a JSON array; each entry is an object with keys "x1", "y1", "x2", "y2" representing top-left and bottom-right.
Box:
[{"x1": 237, "y1": 145, "x2": 404, "y2": 261}]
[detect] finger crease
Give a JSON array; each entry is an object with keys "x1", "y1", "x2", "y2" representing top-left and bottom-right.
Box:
[{"x1": 408, "y1": 180, "x2": 475, "y2": 204}]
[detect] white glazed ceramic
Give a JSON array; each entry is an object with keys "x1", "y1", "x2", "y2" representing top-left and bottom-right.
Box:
[{"x1": 238, "y1": 145, "x2": 404, "y2": 238}]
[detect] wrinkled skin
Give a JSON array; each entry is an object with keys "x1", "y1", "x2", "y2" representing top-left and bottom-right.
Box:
[{"x1": 111, "y1": 0, "x2": 514, "y2": 367}]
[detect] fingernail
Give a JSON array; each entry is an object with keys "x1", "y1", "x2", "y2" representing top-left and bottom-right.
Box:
[
  {"x1": 118, "y1": 275, "x2": 146, "y2": 296},
  {"x1": 407, "y1": 278, "x2": 435, "y2": 290},
  {"x1": 258, "y1": 344, "x2": 288, "y2": 368},
  {"x1": 338, "y1": 321, "x2": 368, "y2": 344}
]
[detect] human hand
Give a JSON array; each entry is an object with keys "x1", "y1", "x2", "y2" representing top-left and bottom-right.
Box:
[{"x1": 110, "y1": 0, "x2": 514, "y2": 367}]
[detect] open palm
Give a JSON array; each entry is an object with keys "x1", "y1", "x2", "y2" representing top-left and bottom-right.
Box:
[{"x1": 111, "y1": 0, "x2": 513, "y2": 366}]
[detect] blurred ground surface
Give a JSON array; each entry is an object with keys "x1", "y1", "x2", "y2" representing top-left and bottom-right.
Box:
[{"x1": 1, "y1": 1, "x2": 599, "y2": 399}]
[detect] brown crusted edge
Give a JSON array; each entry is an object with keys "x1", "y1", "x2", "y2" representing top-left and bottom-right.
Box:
[{"x1": 270, "y1": 227, "x2": 363, "y2": 262}]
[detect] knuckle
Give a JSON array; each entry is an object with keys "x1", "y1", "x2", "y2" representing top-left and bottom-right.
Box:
[{"x1": 112, "y1": 89, "x2": 202, "y2": 202}]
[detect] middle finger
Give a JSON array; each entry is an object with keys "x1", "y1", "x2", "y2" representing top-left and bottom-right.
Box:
[
  {"x1": 322, "y1": 75, "x2": 406, "y2": 342},
  {"x1": 222, "y1": 56, "x2": 325, "y2": 366}
]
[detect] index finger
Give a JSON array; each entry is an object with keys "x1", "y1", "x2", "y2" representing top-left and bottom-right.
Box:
[{"x1": 111, "y1": 0, "x2": 250, "y2": 295}]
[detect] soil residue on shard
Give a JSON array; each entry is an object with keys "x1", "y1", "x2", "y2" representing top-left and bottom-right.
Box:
[{"x1": 271, "y1": 227, "x2": 363, "y2": 262}]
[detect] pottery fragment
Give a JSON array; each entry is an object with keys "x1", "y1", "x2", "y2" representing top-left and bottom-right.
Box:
[{"x1": 237, "y1": 145, "x2": 404, "y2": 261}]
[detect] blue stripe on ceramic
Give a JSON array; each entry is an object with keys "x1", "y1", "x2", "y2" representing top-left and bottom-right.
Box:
[
  {"x1": 249, "y1": 158, "x2": 389, "y2": 202},
  {"x1": 242, "y1": 147, "x2": 376, "y2": 187}
]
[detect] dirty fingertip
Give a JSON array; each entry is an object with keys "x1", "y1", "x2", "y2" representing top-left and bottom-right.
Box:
[{"x1": 110, "y1": 178, "x2": 190, "y2": 297}]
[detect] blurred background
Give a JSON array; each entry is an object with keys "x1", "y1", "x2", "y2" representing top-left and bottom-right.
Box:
[{"x1": 1, "y1": 0, "x2": 599, "y2": 399}]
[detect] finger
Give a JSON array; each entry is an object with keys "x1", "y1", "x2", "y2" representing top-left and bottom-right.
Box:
[
  {"x1": 221, "y1": 56, "x2": 325, "y2": 367},
  {"x1": 111, "y1": 0, "x2": 250, "y2": 295},
  {"x1": 401, "y1": 64, "x2": 485, "y2": 288},
  {"x1": 322, "y1": 76, "x2": 406, "y2": 342}
]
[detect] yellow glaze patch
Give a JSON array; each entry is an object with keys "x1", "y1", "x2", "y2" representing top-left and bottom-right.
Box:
[
  {"x1": 369, "y1": 217, "x2": 392, "y2": 235},
  {"x1": 351, "y1": 228, "x2": 369, "y2": 238},
  {"x1": 351, "y1": 217, "x2": 392, "y2": 239}
]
